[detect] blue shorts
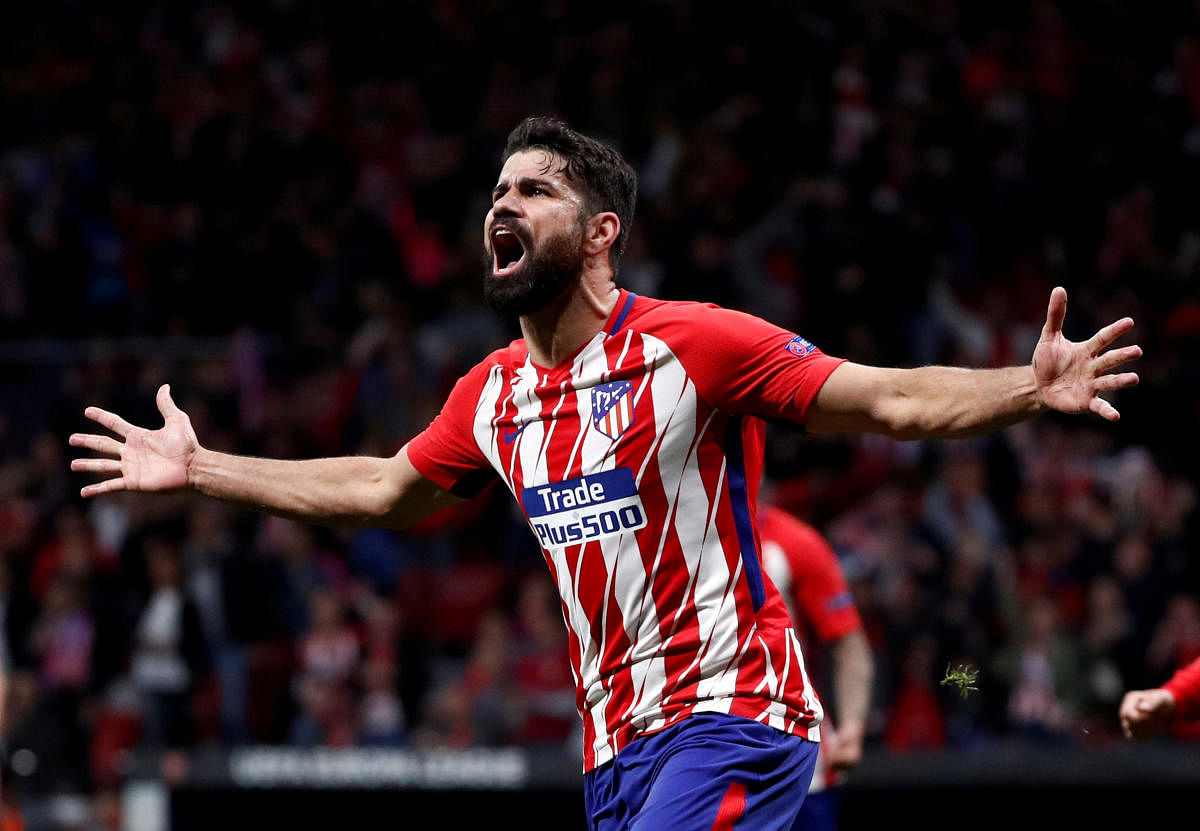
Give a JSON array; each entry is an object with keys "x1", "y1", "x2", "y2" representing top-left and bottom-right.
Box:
[
  {"x1": 583, "y1": 713, "x2": 819, "y2": 831},
  {"x1": 790, "y1": 788, "x2": 840, "y2": 831}
]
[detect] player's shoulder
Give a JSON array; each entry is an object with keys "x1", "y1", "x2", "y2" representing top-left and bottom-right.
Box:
[
  {"x1": 623, "y1": 293, "x2": 767, "y2": 342},
  {"x1": 627, "y1": 293, "x2": 735, "y2": 323}
]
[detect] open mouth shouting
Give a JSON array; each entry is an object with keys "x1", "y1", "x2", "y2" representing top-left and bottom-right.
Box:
[{"x1": 490, "y1": 224, "x2": 528, "y2": 277}]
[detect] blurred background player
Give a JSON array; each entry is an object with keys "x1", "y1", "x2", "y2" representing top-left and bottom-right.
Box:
[
  {"x1": 1119, "y1": 655, "x2": 1200, "y2": 741},
  {"x1": 760, "y1": 499, "x2": 873, "y2": 831}
]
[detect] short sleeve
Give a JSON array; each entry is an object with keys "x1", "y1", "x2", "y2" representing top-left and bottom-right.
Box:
[
  {"x1": 1164, "y1": 657, "x2": 1200, "y2": 722},
  {"x1": 658, "y1": 303, "x2": 845, "y2": 423},
  {"x1": 406, "y1": 361, "x2": 496, "y2": 497}
]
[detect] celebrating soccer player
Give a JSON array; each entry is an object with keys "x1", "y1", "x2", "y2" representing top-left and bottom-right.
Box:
[{"x1": 71, "y1": 117, "x2": 1140, "y2": 830}]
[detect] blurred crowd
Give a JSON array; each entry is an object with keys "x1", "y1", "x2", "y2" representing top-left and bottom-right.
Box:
[{"x1": 1, "y1": 0, "x2": 1200, "y2": 825}]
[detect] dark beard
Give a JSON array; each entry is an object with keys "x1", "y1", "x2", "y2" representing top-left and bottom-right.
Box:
[{"x1": 483, "y1": 226, "x2": 585, "y2": 318}]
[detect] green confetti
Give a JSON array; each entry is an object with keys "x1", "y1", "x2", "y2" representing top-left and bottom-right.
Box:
[{"x1": 940, "y1": 663, "x2": 980, "y2": 699}]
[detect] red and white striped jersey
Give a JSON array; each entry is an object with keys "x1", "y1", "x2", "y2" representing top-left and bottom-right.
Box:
[{"x1": 407, "y1": 290, "x2": 846, "y2": 770}]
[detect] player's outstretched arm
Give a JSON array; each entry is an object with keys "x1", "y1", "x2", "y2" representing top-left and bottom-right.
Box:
[
  {"x1": 805, "y1": 287, "x2": 1141, "y2": 439},
  {"x1": 1119, "y1": 688, "x2": 1176, "y2": 741},
  {"x1": 70, "y1": 384, "x2": 460, "y2": 529}
]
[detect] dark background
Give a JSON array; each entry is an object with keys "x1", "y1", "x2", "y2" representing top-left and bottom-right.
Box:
[{"x1": 1, "y1": 1, "x2": 1198, "y2": 828}]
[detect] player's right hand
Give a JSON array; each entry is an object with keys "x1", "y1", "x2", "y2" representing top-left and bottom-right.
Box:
[
  {"x1": 824, "y1": 721, "x2": 865, "y2": 772},
  {"x1": 69, "y1": 383, "x2": 198, "y2": 497},
  {"x1": 1119, "y1": 688, "x2": 1176, "y2": 741}
]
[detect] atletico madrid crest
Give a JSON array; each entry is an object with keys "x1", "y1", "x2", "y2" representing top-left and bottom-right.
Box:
[{"x1": 591, "y1": 380, "x2": 635, "y2": 440}]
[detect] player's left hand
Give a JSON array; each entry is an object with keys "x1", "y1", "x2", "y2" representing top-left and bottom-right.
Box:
[{"x1": 1032, "y1": 287, "x2": 1141, "y2": 421}]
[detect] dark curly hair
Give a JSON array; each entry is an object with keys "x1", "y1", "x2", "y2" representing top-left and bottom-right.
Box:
[{"x1": 502, "y1": 117, "x2": 638, "y2": 271}]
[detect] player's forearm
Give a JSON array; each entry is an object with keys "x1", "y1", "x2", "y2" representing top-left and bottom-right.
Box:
[
  {"x1": 831, "y1": 630, "x2": 874, "y2": 733},
  {"x1": 868, "y1": 365, "x2": 1043, "y2": 439},
  {"x1": 187, "y1": 447, "x2": 400, "y2": 526}
]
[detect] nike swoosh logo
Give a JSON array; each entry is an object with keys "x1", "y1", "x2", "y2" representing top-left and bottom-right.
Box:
[{"x1": 502, "y1": 424, "x2": 528, "y2": 444}]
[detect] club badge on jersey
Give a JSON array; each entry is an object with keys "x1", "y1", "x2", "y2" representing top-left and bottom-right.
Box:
[{"x1": 591, "y1": 380, "x2": 635, "y2": 440}]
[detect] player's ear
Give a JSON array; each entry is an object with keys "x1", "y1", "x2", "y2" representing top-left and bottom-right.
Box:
[{"x1": 584, "y1": 212, "x2": 620, "y2": 257}]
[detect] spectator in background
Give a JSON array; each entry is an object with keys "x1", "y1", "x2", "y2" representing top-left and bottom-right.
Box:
[
  {"x1": 358, "y1": 655, "x2": 406, "y2": 747},
  {"x1": 23, "y1": 576, "x2": 94, "y2": 792},
  {"x1": 997, "y1": 593, "x2": 1082, "y2": 741},
  {"x1": 359, "y1": 594, "x2": 428, "y2": 736},
  {"x1": 510, "y1": 571, "x2": 576, "y2": 748},
  {"x1": 411, "y1": 610, "x2": 512, "y2": 752},
  {"x1": 1145, "y1": 594, "x2": 1200, "y2": 685},
  {"x1": 129, "y1": 537, "x2": 210, "y2": 750},
  {"x1": 290, "y1": 674, "x2": 356, "y2": 748},
  {"x1": 458, "y1": 609, "x2": 519, "y2": 748},
  {"x1": 290, "y1": 588, "x2": 359, "y2": 747},
  {"x1": 296, "y1": 589, "x2": 359, "y2": 692},
  {"x1": 28, "y1": 507, "x2": 116, "y2": 606},
  {"x1": 1078, "y1": 574, "x2": 1139, "y2": 740},
  {"x1": 411, "y1": 680, "x2": 475, "y2": 750},
  {"x1": 882, "y1": 635, "x2": 947, "y2": 752},
  {"x1": 179, "y1": 501, "x2": 248, "y2": 743},
  {"x1": 29, "y1": 577, "x2": 93, "y2": 699}
]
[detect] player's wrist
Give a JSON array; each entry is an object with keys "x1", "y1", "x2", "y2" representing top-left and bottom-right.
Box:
[
  {"x1": 836, "y1": 720, "x2": 866, "y2": 747},
  {"x1": 1158, "y1": 686, "x2": 1178, "y2": 716},
  {"x1": 1022, "y1": 364, "x2": 1049, "y2": 414},
  {"x1": 185, "y1": 445, "x2": 214, "y2": 493}
]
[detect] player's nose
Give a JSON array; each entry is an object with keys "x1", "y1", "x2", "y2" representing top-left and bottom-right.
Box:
[{"x1": 491, "y1": 187, "x2": 523, "y2": 218}]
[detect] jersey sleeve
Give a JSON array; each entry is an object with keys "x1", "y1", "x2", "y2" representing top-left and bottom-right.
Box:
[
  {"x1": 405, "y1": 361, "x2": 497, "y2": 497},
  {"x1": 785, "y1": 517, "x2": 863, "y2": 643},
  {"x1": 658, "y1": 302, "x2": 845, "y2": 424},
  {"x1": 1164, "y1": 656, "x2": 1200, "y2": 722}
]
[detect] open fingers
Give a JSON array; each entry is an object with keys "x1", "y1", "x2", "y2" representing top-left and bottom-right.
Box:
[
  {"x1": 80, "y1": 477, "x2": 127, "y2": 498},
  {"x1": 1093, "y1": 372, "x2": 1139, "y2": 392},
  {"x1": 1041, "y1": 286, "x2": 1068, "y2": 338},
  {"x1": 1089, "y1": 395, "x2": 1120, "y2": 422},
  {"x1": 156, "y1": 384, "x2": 181, "y2": 419},
  {"x1": 71, "y1": 458, "x2": 122, "y2": 475},
  {"x1": 1086, "y1": 317, "x2": 1135, "y2": 354},
  {"x1": 68, "y1": 433, "x2": 123, "y2": 456},
  {"x1": 1094, "y1": 344, "x2": 1142, "y2": 373},
  {"x1": 83, "y1": 406, "x2": 136, "y2": 438}
]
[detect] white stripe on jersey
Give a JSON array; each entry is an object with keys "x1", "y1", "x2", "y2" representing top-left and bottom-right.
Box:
[{"x1": 475, "y1": 365, "x2": 509, "y2": 479}]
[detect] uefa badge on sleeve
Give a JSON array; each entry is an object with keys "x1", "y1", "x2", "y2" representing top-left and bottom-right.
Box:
[
  {"x1": 591, "y1": 380, "x2": 635, "y2": 440},
  {"x1": 785, "y1": 335, "x2": 818, "y2": 357}
]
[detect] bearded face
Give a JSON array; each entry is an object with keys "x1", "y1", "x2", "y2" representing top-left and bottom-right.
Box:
[{"x1": 483, "y1": 214, "x2": 587, "y2": 318}]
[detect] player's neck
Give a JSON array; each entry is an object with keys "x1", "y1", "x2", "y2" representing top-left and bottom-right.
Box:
[{"x1": 520, "y1": 270, "x2": 619, "y2": 368}]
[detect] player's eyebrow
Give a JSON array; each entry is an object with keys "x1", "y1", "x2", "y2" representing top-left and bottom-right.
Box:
[{"x1": 492, "y1": 176, "x2": 558, "y2": 201}]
